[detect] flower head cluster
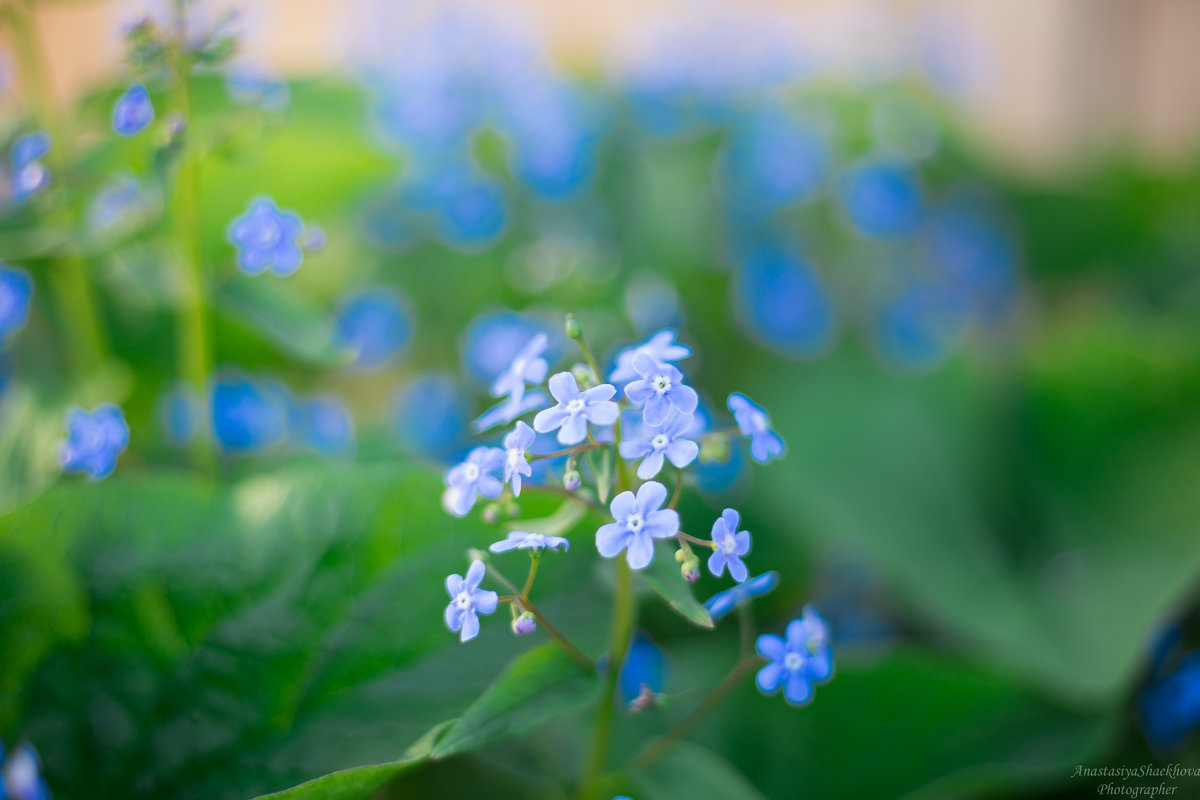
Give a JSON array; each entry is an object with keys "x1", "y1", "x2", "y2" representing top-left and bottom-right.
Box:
[
  {"x1": 756, "y1": 606, "x2": 834, "y2": 706},
  {"x1": 227, "y1": 196, "x2": 306, "y2": 276},
  {"x1": 60, "y1": 404, "x2": 130, "y2": 480},
  {"x1": 0, "y1": 264, "x2": 33, "y2": 341}
]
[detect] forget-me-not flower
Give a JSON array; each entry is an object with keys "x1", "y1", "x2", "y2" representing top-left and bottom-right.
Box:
[
  {"x1": 839, "y1": 159, "x2": 923, "y2": 238},
  {"x1": 533, "y1": 371, "x2": 619, "y2": 445},
  {"x1": 444, "y1": 446, "x2": 505, "y2": 517},
  {"x1": 489, "y1": 530, "x2": 570, "y2": 554},
  {"x1": 703, "y1": 571, "x2": 779, "y2": 620},
  {"x1": 211, "y1": 373, "x2": 290, "y2": 454},
  {"x1": 334, "y1": 286, "x2": 413, "y2": 368},
  {"x1": 492, "y1": 332, "x2": 549, "y2": 408},
  {"x1": 158, "y1": 382, "x2": 201, "y2": 446},
  {"x1": 0, "y1": 264, "x2": 33, "y2": 341},
  {"x1": 618, "y1": 409, "x2": 698, "y2": 479},
  {"x1": 624, "y1": 353, "x2": 698, "y2": 427},
  {"x1": 609, "y1": 329, "x2": 690, "y2": 385},
  {"x1": 296, "y1": 394, "x2": 355, "y2": 455},
  {"x1": 708, "y1": 507, "x2": 751, "y2": 582},
  {"x1": 0, "y1": 740, "x2": 51, "y2": 800},
  {"x1": 60, "y1": 404, "x2": 130, "y2": 480},
  {"x1": 595, "y1": 480, "x2": 679, "y2": 570},
  {"x1": 756, "y1": 607, "x2": 834, "y2": 706},
  {"x1": 10, "y1": 131, "x2": 50, "y2": 201},
  {"x1": 444, "y1": 560, "x2": 499, "y2": 643},
  {"x1": 502, "y1": 420, "x2": 535, "y2": 496},
  {"x1": 727, "y1": 393, "x2": 784, "y2": 464},
  {"x1": 112, "y1": 84, "x2": 155, "y2": 136},
  {"x1": 393, "y1": 373, "x2": 469, "y2": 458},
  {"x1": 227, "y1": 196, "x2": 305, "y2": 276}
]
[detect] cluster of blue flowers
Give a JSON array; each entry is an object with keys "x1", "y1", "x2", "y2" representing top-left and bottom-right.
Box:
[{"x1": 437, "y1": 315, "x2": 833, "y2": 709}]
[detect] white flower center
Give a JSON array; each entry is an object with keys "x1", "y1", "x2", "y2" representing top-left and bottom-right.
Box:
[
  {"x1": 750, "y1": 410, "x2": 768, "y2": 433},
  {"x1": 567, "y1": 397, "x2": 586, "y2": 413},
  {"x1": 651, "y1": 433, "x2": 669, "y2": 450},
  {"x1": 784, "y1": 652, "x2": 804, "y2": 671},
  {"x1": 464, "y1": 463, "x2": 480, "y2": 481},
  {"x1": 507, "y1": 448, "x2": 523, "y2": 467},
  {"x1": 721, "y1": 535, "x2": 738, "y2": 554},
  {"x1": 652, "y1": 375, "x2": 672, "y2": 394},
  {"x1": 626, "y1": 512, "x2": 644, "y2": 532},
  {"x1": 455, "y1": 590, "x2": 473, "y2": 610}
]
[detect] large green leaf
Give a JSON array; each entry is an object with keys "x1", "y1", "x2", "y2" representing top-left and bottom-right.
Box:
[
  {"x1": 633, "y1": 741, "x2": 768, "y2": 800},
  {"x1": 431, "y1": 643, "x2": 600, "y2": 759},
  {"x1": 640, "y1": 543, "x2": 714, "y2": 629},
  {"x1": 213, "y1": 276, "x2": 347, "y2": 366}
]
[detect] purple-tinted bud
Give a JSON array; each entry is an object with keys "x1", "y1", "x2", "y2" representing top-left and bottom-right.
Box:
[
  {"x1": 299, "y1": 224, "x2": 327, "y2": 252},
  {"x1": 166, "y1": 111, "x2": 187, "y2": 139},
  {"x1": 629, "y1": 682, "x2": 659, "y2": 712},
  {"x1": 512, "y1": 611, "x2": 536, "y2": 635},
  {"x1": 481, "y1": 503, "x2": 501, "y2": 525},
  {"x1": 563, "y1": 469, "x2": 582, "y2": 492}
]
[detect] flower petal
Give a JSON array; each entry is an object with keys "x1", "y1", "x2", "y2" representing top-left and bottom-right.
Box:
[
  {"x1": 668, "y1": 383, "x2": 698, "y2": 416},
  {"x1": 585, "y1": 399, "x2": 620, "y2": 426},
  {"x1": 460, "y1": 609, "x2": 481, "y2": 642},
  {"x1": 547, "y1": 371, "x2": 580, "y2": 402},
  {"x1": 783, "y1": 671, "x2": 813, "y2": 705},
  {"x1": 636, "y1": 480, "x2": 669, "y2": 513},
  {"x1": 445, "y1": 603, "x2": 463, "y2": 632},
  {"x1": 642, "y1": 394, "x2": 670, "y2": 427},
  {"x1": 474, "y1": 588, "x2": 499, "y2": 615},
  {"x1": 624, "y1": 380, "x2": 654, "y2": 405},
  {"x1": 644, "y1": 508, "x2": 680, "y2": 539},
  {"x1": 609, "y1": 489, "x2": 636, "y2": 520},
  {"x1": 728, "y1": 556, "x2": 748, "y2": 583},
  {"x1": 558, "y1": 413, "x2": 588, "y2": 445},
  {"x1": 636, "y1": 449, "x2": 666, "y2": 480},
  {"x1": 756, "y1": 633, "x2": 786, "y2": 661},
  {"x1": 465, "y1": 559, "x2": 487, "y2": 590},
  {"x1": 625, "y1": 532, "x2": 655, "y2": 570},
  {"x1": 664, "y1": 438, "x2": 699, "y2": 468},
  {"x1": 445, "y1": 573, "x2": 464, "y2": 597},
  {"x1": 707, "y1": 549, "x2": 727, "y2": 578},
  {"x1": 533, "y1": 404, "x2": 569, "y2": 433},
  {"x1": 596, "y1": 522, "x2": 630, "y2": 558},
  {"x1": 756, "y1": 661, "x2": 785, "y2": 693}
]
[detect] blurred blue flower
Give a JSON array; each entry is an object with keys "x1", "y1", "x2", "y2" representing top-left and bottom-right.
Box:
[
  {"x1": 488, "y1": 529, "x2": 569, "y2": 554},
  {"x1": 624, "y1": 277, "x2": 683, "y2": 336},
  {"x1": 492, "y1": 332, "x2": 550, "y2": 408},
  {"x1": 227, "y1": 196, "x2": 305, "y2": 276},
  {"x1": 10, "y1": 131, "x2": 51, "y2": 201},
  {"x1": 112, "y1": 84, "x2": 155, "y2": 136},
  {"x1": 393, "y1": 373, "x2": 469, "y2": 458},
  {"x1": 595, "y1": 481, "x2": 679, "y2": 570},
  {"x1": 708, "y1": 507, "x2": 751, "y2": 582},
  {"x1": 0, "y1": 264, "x2": 33, "y2": 341},
  {"x1": 501, "y1": 80, "x2": 599, "y2": 199},
  {"x1": 756, "y1": 608, "x2": 834, "y2": 706},
  {"x1": 609, "y1": 329, "x2": 690, "y2": 386},
  {"x1": 334, "y1": 286, "x2": 413, "y2": 369},
  {"x1": 472, "y1": 390, "x2": 549, "y2": 434},
  {"x1": 618, "y1": 632, "x2": 666, "y2": 706},
  {"x1": 210, "y1": 372, "x2": 289, "y2": 454},
  {"x1": 158, "y1": 382, "x2": 201, "y2": 446},
  {"x1": 720, "y1": 103, "x2": 827, "y2": 216},
  {"x1": 444, "y1": 560, "x2": 498, "y2": 643},
  {"x1": 839, "y1": 159, "x2": 923, "y2": 238},
  {"x1": 534, "y1": 372, "x2": 619, "y2": 445},
  {"x1": 727, "y1": 393, "x2": 784, "y2": 464},
  {"x1": 624, "y1": 354, "x2": 698, "y2": 428},
  {"x1": 88, "y1": 174, "x2": 152, "y2": 233},
  {"x1": 401, "y1": 158, "x2": 508, "y2": 248},
  {"x1": 1141, "y1": 650, "x2": 1200, "y2": 751},
  {"x1": 444, "y1": 446, "x2": 505, "y2": 517},
  {"x1": 703, "y1": 571, "x2": 779, "y2": 620},
  {"x1": 462, "y1": 311, "x2": 560, "y2": 386},
  {"x1": 0, "y1": 740, "x2": 51, "y2": 800},
  {"x1": 688, "y1": 401, "x2": 748, "y2": 495},
  {"x1": 618, "y1": 409, "x2": 698, "y2": 480},
  {"x1": 733, "y1": 241, "x2": 834, "y2": 357},
  {"x1": 926, "y1": 196, "x2": 1018, "y2": 317},
  {"x1": 872, "y1": 283, "x2": 966, "y2": 371},
  {"x1": 226, "y1": 62, "x2": 290, "y2": 111},
  {"x1": 60, "y1": 404, "x2": 130, "y2": 480},
  {"x1": 502, "y1": 420, "x2": 535, "y2": 496},
  {"x1": 296, "y1": 394, "x2": 355, "y2": 456}
]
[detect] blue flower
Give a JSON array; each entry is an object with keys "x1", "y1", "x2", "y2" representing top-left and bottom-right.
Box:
[
  {"x1": 609, "y1": 329, "x2": 690, "y2": 385},
  {"x1": 461, "y1": 311, "x2": 559, "y2": 385},
  {"x1": 872, "y1": 283, "x2": 965, "y2": 371},
  {"x1": 10, "y1": 131, "x2": 51, "y2": 201},
  {"x1": 491, "y1": 333, "x2": 549, "y2": 408},
  {"x1": 720, "y1": 103, "x2": 827, "y2": 216},
  {"x1": 444, "y1": 560, "x2": 499, "y2": 643},
  {"x1": 488, "y1": 529, "x2": 569, "y2": 554},
  {"x1": 0, "y1": 740, "x2": 51, "y2": 800},
  {"x1": 703, "y1": 571, "x2": 779, "y2": 620},
  {"x1": 533, "y1": 372, "x2": 619, "y2": 445},
  {"x1": 157, "y1": 382, "x2": 201, "y2": 446},
  {"x1": 1141, "y1": 650, "x2": 1200, "y2": 751},
  {"x1": 405, "y1": 160, "x2": 508, "y2": 249},
  {"x1": 296, "y1": 394, "x2": 355, "y2": 455},
  {"x1": 226, "y1": 196, "x2": 305, "y2": 276},
  {"x1": 839, "y1": 159, "x2": 923, "y2": 238},
  {"x1": 60, "y1": 404, "x2": 130, "y2": 480},
  {"x1": 926, "y1": 196, "x2": 1018, "y2": 317},
  {"x1": 444, "y1": 446, "x2": 505, "y2": 517},
  {"x1": 595, "y1": 481, "x2": 679, "y2": 570},
  {"x1": 0, "y1": 264, "x2": 33, "y2": 341},
  {"x1": 727, "y1": 393, "x2": 784, "y2": 464},
  {"x1": 88, "y1": 174, "x2": 151, "y2": 232},
  {"x1": 733, "y1": 242, "x2": 833, "y2": 357},
  {"x1": 619, "y1": 632, "x2": 665, "y2": 706},
  {"x1": 501, "y1": 81, "x2": 600, "y2": 199},
  {"x1": 624, "y1": 353, "x2": 698, "y2": 427},
  {"x1": 707, "y1": 508, "x2": 751, "y2": 582},
  {"x1": 210, "y1": 373, "x2": 289, "y2": 454},
  {"x1": 756, "y1": 608, "x2": 834, "y2": 706},
  {"x1": 618, "y1": 410, "x2": 698, "y2": 480},
  {"x1": 502, "y1": 420, "x2": 535, "y2": 496},
  {"x1": 112, "y1": 84, "x2": 155, "y2": 136},
  {"x1": 393, "y1": 373, "x2": 469, "y2": 457},
  {"x1": 334, "y1": 287, "x2": 414, "y2": 368}
]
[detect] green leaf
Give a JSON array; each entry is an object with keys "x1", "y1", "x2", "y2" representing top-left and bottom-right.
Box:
[
  {"x1": 431, "y1": 643, "x2": 601, "y2": 759},
  {"x1": 250, "y1": 758, "x2": 420, "y2": 800},
  {"x1": 214, "y1": 275, "x2": 348, "y2": 366},
  {"x1": 503, "y1": 497, "x2": 588, "y2": 537},
  {"x1": 589, "y1": 447, "x2": 613, "y2": 504},
  {"x1": 633, "y1": 741, "x2": 768, "y2": 800},
  {"x1": 640, "y1": 543, "x2": 713, "y2": 629}
]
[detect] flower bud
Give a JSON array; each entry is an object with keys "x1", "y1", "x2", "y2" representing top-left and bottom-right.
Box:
[
  {"x1": 512, "y1": 611, "x2": 536, "y2": 636},
  {"x1": 570, "y1": 363, "x2": 594, "y2": 389},
  {"x1": 299, "y1": 225, "x2": 327, "y2": 252},
  {"x1": 699, "y1": 434, "x2": 731, "y2": 464},
  {"x1": 564, "y1": 313, "x2": 583, "y2": 341},
  {"x1": 681, "y1": 560, "x2": 701, "y2": 583},
  {"x1": 563, "y1": 469, "x2": 582, "y2": 492},
  {"x1": 481, "y1": 503, "x2": 501, "y2": 525}
]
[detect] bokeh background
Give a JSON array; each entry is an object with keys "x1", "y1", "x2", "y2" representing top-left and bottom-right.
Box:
[{"x1": 1, "y1": 0, "x2": 1200, "y2": 798}]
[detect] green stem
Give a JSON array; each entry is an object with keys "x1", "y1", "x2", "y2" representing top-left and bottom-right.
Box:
[
  {"x1": 530, "y1": 441, "x2": 606, "y2": 462},
  {"x1": 500, "y1": 596, "x2": 594, "y2": 671},
  {"x1": 520, "y1": 552, "x2": 541, "y2": 600},
  {"x1": 669, "y1": 465, "x2": 684, "y2": 508},
  {"x1": 633, "y1": 655, "x2": 762, "y2": 765},
  {"x1": 584, "y1": 558, "x2": 635, "y2": 782},
  {"x1": 677, "y1": 531, "x2": 712, "y2": 547}
]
